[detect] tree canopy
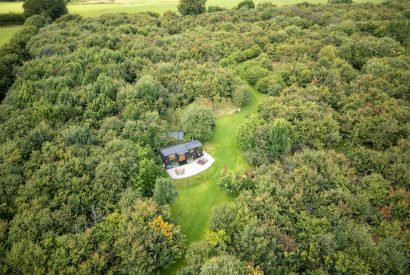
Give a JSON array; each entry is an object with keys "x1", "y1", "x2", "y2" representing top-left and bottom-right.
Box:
[
  {"x1": 182, "y1": 103, "x2": 216, "y2": 140},
  {"x1": 0, "y1": 0, "x2": 409, "y2": 273},
  {"x1": 23, "y1": 0, "x2": 67, "y2": 20},
  {"x1": 178, "y1": 0, "x2": 207, "y2": 16}
]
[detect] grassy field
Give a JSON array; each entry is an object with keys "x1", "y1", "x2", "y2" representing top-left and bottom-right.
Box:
[
  {"x1": 163, "y1": 85, "x2": 267, "y2": 274},
  {"x1": 0, "y1": 26, "x2": 22, "y2": 46},
  {"x1": 0, "y1": 0, "x2": 384, "y2": 17}
]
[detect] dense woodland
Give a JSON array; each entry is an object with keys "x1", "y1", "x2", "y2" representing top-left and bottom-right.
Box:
[{"x1": 0, "y1": 0, "x2": 409, "y2": 273}]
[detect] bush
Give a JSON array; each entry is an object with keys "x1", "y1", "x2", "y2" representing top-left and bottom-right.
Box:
[
  {"x1": 178, "y1": 0, "x2": 206, "y2": 16},
  {"x1": 0, "y1": 13, "x2": 24, "y2": 26},
  {"x1": 237, "y1": 63, "x2": 269, "y2": 85},
  {"x1": 207, "y1": 6, "x2": 225, "y2": 13},
  {"x1": 24, "y1": 14, "x2": 49, "y2": 27},
  {"x1": 153, "y1": 178, "x2": 178, "y2": 205},
  {"x1": 328, "y1": 0, "x2": 352, "y2": 3},
  {"x1": 270, "y1": 119, "x2": 294, "y2": 158},
  {"x1": 0, "y1": 15, "x2": 49, "y2": 101},
  {"x1": 182, "y1": 103, "x2": 216, "y2": 140},
  {"x1": 217, "y1": 167, "x2": 254, "y2": 193},
  {"x1": 236, "y1": 0, "x2": 255, "y2": 10},
  {"x1": 255, "y1": 75, "x2": 284, "y2": 96},
  {"x1": 23, "y1": 0, "x2": 67, "y2": 20},
  {"x1": 55, "y1": 13, "x2": 83, "y2": 23},
  {"x1": 232, "y1": 85, "x2": 250, "y2": 107},
  {"x1": 243, "y1": 45, "x2": 261, "y2": 60}
]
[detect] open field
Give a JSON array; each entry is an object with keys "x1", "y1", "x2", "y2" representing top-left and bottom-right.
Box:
[
  {"x1": 0, "y1": 26, "x2": 22, "y2": 46},
  {"x1": 164, "y1": 85, "x2": 267, "y2": 274},
  {"x1": 0, "y1": 0, "x2": 383, "y2": 17}
]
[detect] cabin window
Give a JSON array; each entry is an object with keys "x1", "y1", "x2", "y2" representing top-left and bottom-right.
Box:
[
  {"x1": 168, "y1": 154, "x2": 176, "y2": 161},
  {"x1": 189, "y1": 148, "x2": 194, "y2": 153}
]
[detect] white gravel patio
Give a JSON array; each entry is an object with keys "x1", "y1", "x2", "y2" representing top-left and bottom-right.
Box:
[{"x1": 166, "y1": 151, "x2": 215, "y2": 179}]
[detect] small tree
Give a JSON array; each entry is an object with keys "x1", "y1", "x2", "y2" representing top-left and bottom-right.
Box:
[
  {"x1": 178, "y1": 0, "x2": 207, "y2": 16},
  {"x1": 328, "y1": 0, "x2": 353, "y2": 4},
  {"x1": 207, "y1": 6, "x2": 225, "y2": 13},
  {"x1": 236, "y1": 0, "x2": 255, "y2": 10},
  {"x1": 23, "y1": 0, "x2": 67, "y2": 21},
  {"x1": 182, "y1": 104, "x2": 216, "y2": 140},
  {"x1": 270, "y1": 119, "x2": 294, "y2": 158},
  {"x1": 153, "y1": 178, "x2": 178, "y2": 205}
]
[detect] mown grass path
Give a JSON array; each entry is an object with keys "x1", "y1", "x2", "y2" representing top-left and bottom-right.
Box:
[{"x1": 163, "y1": 86, "x2": 267, "y2": 274}]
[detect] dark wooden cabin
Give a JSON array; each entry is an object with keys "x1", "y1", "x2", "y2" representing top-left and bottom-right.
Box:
[{"x1": 159, "y1": 140, "x2": 203, "y2": 169}]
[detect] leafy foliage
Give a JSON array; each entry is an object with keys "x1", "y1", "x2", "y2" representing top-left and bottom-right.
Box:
[
  {"x1": 182, "y1": 103, "x2": 216, "y2": 140},
  {"x1": 217, "y1": 166, "x2": 255, "y2": 193},
  {"x1": 0, "y1": 13, "x2": 24, "y2": 26},
  {"x1": 187, "y1": 150, "x2": 409, "y2": 274},
  {"x1": 236, "y1": 0, "x2": 255, "y2": 10},
  {"x1": 23, "y1": 0, "x2": 67, "y2": 21},
  {"x1": 178, "y1": 0, "x2": 206, "y2": 16},
  {"x1": 0, "y1": 15, "x2": 49, "y2": 100},
  {"x1": 329, "y1": 0, "x2": 353, "y2": 4},
  {"x1": 153, "y1": 178, "x2": 178, "y2": 205},
  {"x1": 0, "y1": 1, "x2": 409, "y2": 273}
]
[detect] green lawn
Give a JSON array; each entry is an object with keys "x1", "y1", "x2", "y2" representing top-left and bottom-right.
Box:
[
  {"x1": 163, "y1": 86, "x2": 267, "y2": 274},
  {"x1": 0, "y1": 26, "x2": 22, "y2": 46}
]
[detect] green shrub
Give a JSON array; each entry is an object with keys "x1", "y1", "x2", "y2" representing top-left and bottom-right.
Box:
[
  {"x1": 237, "y1": 62, "x2": 269, "y2": 85},
  {"x1": 270, "y1": 119, "x2": 294, "y2": 158},
  {"x1": 24, "y1": 14, "x2": 49, "y2": 27},
  {"x1": 243, "y1": 45, "x2": 261, "y2": 60},
  {"x1": 0, "y1": 13, "x2": 24, "y2": 26},
  {"x1": 236, "y1": 0, "x2": 255, "y2": 10},
  {"x1": 178, "y1": 0, "x2": 206, "y2": 16},
  {"x1": 207, "y1": 6, "x2": 225, "y2": 13},
  {"x1": 328, "y1": 0, "x2": 352, "y2": 3},
  {"x1": 232, "y1": 85, "x2": 250, "y2": 107},
  {"x1": 23, "y1": 0, "x2": 67, "y2": 20},
  {"x1": 153, "y1": 178, "x2": 178, "y2": 205},
  {"x1": 182, "y1": 103, "x2": 216, "y2": 140},
  {"x1": 217, "y1": 167, "x2": 254, "y2": 193},
  {"x1": 255, "y1": 75, "x2": 285, "y2": 96}
]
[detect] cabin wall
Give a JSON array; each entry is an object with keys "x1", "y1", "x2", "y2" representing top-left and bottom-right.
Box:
[{"x1": 162, "y1": 146, "x2": 203, "y2": 169}]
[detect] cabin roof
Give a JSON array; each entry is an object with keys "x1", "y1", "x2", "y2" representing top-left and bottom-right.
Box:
[{"x1": 160, "y1": 140, "x2": 202, "y2": 156}]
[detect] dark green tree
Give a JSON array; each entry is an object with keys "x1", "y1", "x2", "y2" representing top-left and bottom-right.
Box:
[
  {"x1": 23, "y1": 0, "x2": 67, "y2": 20},
  {"x1": 178, "y1": 0, "x2": 207, "y2": 16},
  {"x1": 270, "y1": 119, "x2": 293, "y2": 158},
  {"x1": 236, "y1": 0, "x2": 255, "y2": 10},
  {"x1": 328, "y1": 0, "x2": 352, "y2": 3},
  {"x1": 200, "y1": 255, "x2": 248, "y2": 274},
  {"x1": 182, "y1": 104, "x2": 216, "y2": 140},
  {"x1": 153, "y1": 178, "x2": 178, "y2": 205},
  {"x1": 207, "y1": 6, "x2": 225, "y2": 13}
]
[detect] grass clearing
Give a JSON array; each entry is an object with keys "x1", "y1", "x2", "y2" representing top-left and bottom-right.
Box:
[
  {"x1": 0, "y1": 26, "x2": 22, "y2": 46},
  {"x1": 163, "y1": 85, "x2": 267, "y2": 274}
]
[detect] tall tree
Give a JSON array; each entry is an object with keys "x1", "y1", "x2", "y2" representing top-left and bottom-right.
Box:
[
  {"x1": 178, "y1": 0, "x2": 207, "y2": 16},
  {"x1": 182, "y1": 104, "x2": 216, "y2": 140},
  {"x1": 23, "y1": 0, "x2": 67, "y2": 20},
  {"x1": 153, "y1": 178, "x2": 178, "y2": 205}
]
